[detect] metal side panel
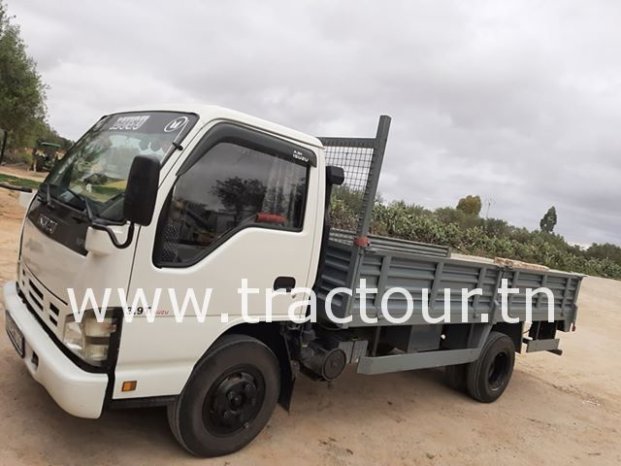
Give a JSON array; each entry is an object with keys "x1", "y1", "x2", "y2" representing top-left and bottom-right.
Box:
[
  {"x1": 329, "y1": 229, "x2": 450, "y2": 258},
  {"x1": 347, "y1": 251, "x2": 502, "y2": 327},
  {"x1": 318, "y1": 232, "x2": 583, "y2": 332},
  {"x1": 357, "y1": 348, "x2": 481, "y2": 374},
  {"x1": 502, "y1": 270, "x2": 583, "y2": 326}
]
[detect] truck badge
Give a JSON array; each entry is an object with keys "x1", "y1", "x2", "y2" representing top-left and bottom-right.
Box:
[{"x1": 38, "y1": 214, "x2": 58, "y2": 235}]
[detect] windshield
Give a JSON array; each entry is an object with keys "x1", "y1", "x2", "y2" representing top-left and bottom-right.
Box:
[{"x1": 44, "y1": 111, "x2": 197, "y2": 222}]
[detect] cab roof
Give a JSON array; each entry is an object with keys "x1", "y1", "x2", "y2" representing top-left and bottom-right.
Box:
[{"x1": 110, "y1": 104, "x2": 323, "y2": 149}]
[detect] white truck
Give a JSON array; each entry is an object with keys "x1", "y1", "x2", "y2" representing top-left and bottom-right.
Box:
[{"x1": 3, "y1": 106, "x2": 581, "y2": 457}]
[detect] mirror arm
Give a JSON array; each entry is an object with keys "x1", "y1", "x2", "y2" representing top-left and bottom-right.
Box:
[{"x1": 91, "y1": 222, "x2": 135, "y2": 249}]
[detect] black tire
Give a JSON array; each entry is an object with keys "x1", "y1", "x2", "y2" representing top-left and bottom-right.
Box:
[
  {"x1": 168, "y1": 334, "x2": 281, "y2": 457},
  {"x1": 466, "y1": 331, "x2": 515, "y2": 403},
  {"x1": 445, "y1": 364, "x2": 467, "y2": 392}
]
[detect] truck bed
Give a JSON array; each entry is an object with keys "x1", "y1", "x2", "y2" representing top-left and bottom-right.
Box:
[
  {"x1": 316, "y1": 119, "x2": 581, "y2": 375},
  {"x1": 317, "y1": 229, "x2": 582, "y2": 331}
]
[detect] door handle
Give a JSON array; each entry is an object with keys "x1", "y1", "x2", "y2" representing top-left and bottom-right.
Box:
[{"x1": 274, "y1": 276, "x2": 296, "y2": 292}]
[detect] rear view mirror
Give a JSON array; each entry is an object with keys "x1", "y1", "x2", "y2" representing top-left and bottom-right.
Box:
[
  {"x1": 326, "y1": 166, "x2": 345, "y2": 186},
  {"x1": 123, "y1": 155, "x2": 160, "y2": 226}
]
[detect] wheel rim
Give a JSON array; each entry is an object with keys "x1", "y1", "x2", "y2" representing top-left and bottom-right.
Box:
[
  {"x1": 487, "y1": 352, "x2": 510, "y2": 391},
  {"x1": 203, "y1": 366, "x2": 265, "y2": 436}
]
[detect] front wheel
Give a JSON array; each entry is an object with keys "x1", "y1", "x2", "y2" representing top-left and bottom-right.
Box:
[
  {"x1": 168, "y1": 334, "x2": 281, "y2": 457},
  {"x1": 465, "y1": 331, "x2": 515, "y2": 403}
]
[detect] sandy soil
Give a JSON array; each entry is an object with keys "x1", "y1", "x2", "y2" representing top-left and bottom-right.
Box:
[{"x1": 0, "y1": 184, "x2": 620, "y2": 465}]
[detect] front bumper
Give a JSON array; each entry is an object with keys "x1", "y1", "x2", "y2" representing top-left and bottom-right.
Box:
[{"x1": 3, "y1": 281, "x2": 107, "y2": 418}]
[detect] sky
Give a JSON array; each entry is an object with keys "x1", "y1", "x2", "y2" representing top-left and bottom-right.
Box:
[{"x1": 7, "y1": 0, "x2": 621, "y2": 246}]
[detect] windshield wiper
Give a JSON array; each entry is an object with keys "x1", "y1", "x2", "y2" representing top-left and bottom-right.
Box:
[
  {"x1": 40, "y1": 185, "x2": 134, "y2": 249},
  {"x1": 63, "y1": 186, "x2": 96, "y2": 217},
  {"x1": 83, "y1": 196, "x2": 97, "y2": 221},
  {"x1": 65, "y1": 187, "x2": 134, "y2": 249},
  {"x1": 36, "y1": 183, "x2": 55, "y2": 207}
]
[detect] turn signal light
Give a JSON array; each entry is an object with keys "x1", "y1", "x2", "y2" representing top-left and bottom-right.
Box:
[{"x1": 121, "y1": 380, "x2": 137, "y2": 392}]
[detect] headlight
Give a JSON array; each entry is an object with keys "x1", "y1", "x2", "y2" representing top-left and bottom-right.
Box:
[{"x1": 63, "y1": 311, "x2": 118, "y2": 367}]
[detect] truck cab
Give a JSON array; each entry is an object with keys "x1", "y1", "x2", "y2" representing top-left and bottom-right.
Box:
[{"x1": 5, "y1": 106, "x2": 330, "y2": 452}]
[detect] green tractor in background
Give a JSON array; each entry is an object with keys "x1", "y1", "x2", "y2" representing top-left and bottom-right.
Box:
[{"x1": 30, "y1": 140, "x2": 62, "y2": 172}]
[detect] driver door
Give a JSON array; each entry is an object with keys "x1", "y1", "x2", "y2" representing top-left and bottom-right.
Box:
[{"x1": 115, "y1": 123, "x2": 322, "y2": 399}]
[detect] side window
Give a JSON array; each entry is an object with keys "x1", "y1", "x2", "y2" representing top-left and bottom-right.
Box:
[{"x1": 155, "y1": 141, "x2": 308, "y2": 265}]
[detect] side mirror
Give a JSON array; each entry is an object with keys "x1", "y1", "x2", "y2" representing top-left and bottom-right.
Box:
[
  {"x1": 326, "y1": 166, "x2": 345, "y2": 186},
  {"x1": 123, "y1": 155, "x2": 160, "y2": 226}
]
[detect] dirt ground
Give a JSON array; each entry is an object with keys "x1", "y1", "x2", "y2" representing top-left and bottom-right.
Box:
[{"x1": 0, "y1": 183, "x2": 620, "y2": 466}]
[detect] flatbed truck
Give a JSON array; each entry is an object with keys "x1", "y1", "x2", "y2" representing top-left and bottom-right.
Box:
[{"x1": 3, "y1": 106, "x2": 581, "y2": 457}]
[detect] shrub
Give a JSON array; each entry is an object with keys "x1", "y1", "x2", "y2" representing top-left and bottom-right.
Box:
[
  {"x1": 331, "y1": 189, "x2": 621, "y2": 280},
  {"x1": 2, "y1": 149, "x2": 31, "y2": 166}
]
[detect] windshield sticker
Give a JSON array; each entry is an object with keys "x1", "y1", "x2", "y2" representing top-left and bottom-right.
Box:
[
  {"x1": 164, "y1": 116, "x2": 189, "y2": 133},
  {"x1": 109, "y1": 115, "x2": 150, "y2": 131}
]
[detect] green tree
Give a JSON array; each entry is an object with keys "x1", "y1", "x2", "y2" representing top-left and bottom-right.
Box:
[
  {"x1": 539, "y1": 206, "x2": 557, "y2": 233},
  {"x1": 0, "y1": 1, "x2": 47, "y2": 149},
  {"x1": 456, "y1": 195, "x2": 482, "y2": 216}
]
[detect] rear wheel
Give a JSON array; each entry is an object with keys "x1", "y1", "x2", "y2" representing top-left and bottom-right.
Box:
[
  {"x1": 168, "y1": 334, "x2": 280, "y2": 457},
  {"x1": 465, "y1": 331, "x2": 515, "y2": 403}
]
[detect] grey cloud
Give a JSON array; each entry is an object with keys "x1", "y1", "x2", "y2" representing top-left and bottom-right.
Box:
[{"x1": 7, "y1": 0, "x2": 620, "y2": 245}]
